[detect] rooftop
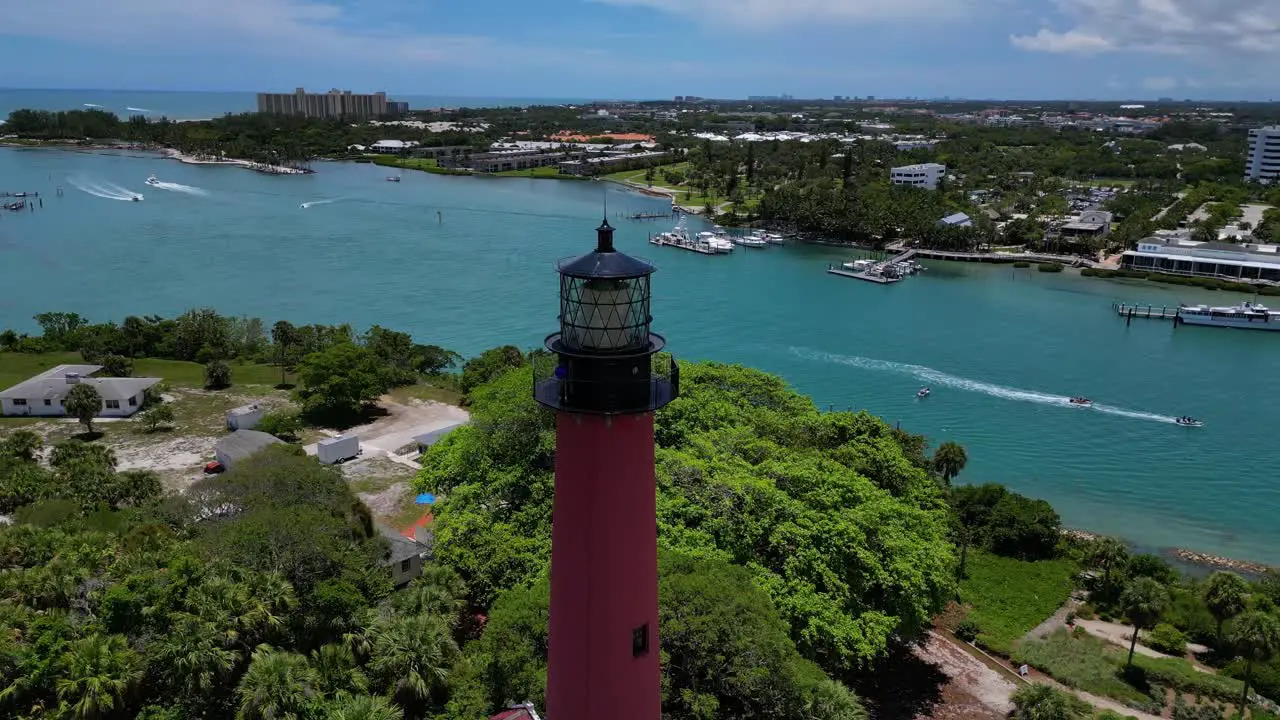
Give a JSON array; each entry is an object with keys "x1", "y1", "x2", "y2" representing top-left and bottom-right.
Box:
[
  {"x1": 378, "y1": 523, "x2": 431, "y2": 565},
  {"x1": 0, "y1": 365, "x2": 160, "y2": 401},
  {"x1": 214, "y1": 430, "x2": 283, "y2": 464}
]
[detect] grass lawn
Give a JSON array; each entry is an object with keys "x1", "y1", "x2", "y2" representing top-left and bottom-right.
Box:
[
  {"x1": 1014, "y1": 630, "x2": 1156, "y2": 708},
  {"x1": 0, "y1": 351, "x2": 281, "y2": 391},
  {"x1": 958, "y1": 551, "x2": 1079, "y2": 655},
  {"x1": 1015, "y1": 628, "x2": 1248, "y2": 712},
  {"x1": 490, "y1": 166, "x2": 587, "y2": 180}
]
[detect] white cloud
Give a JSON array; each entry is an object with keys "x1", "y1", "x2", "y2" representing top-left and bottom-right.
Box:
[
  {"x1": 1009, "y1": 29, "x2": 1113, "y2": 53},
  {"x1": 591, "y1": 0, "x2": 978, "y2": 27},
  {"x1": 1011, "y1": 0, "x2": 1280, "y2": 57}
]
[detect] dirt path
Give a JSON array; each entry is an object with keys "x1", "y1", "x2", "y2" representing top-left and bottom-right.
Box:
[
  {"x1": 916, "y1": 631, "x2": 1016, "y2": 718},
  {"x1": 1022, "y1": 597, "x2": 1084, "y2": 643},
  {"x1": 303, "y1": 398, "x2": 468, "y2": 458}
]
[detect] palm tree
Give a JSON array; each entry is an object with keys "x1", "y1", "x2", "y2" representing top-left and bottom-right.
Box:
[
  {"x1": 236, "y1": 645, "x2": 320, "y2": 720},
  {"x1": 63, "y1": 383, "x2": 104, "y2": 435},
  {"x1": 392, "y1": 566, "x2": 466, "y2": 622},
  {"x1": 364, "y1": 613, "x2": 459, "y2": 707},
  {"x1": 1230, "y1": 611, "x2": 1280, "y2": 712},
  {"x1": 1120, "y1": 577, "x2": 1171, "y2": 669},
  {"x1": 1202, "y1": 571, "x2": 1249, "y2": 643},
  {"x1": 932, "y1": 442, "x2": 968, "y2": 485},
  {"x1": 148, "y1": 614, "x2": 239, "y2": 696},
  {"x1": 1089, "y1": 537, "x2": 1130, "y2": 591},
  {"x1": 55, "y1": 634, "x2": 143, "y2": 720},
  {"x1": 1, "y1": 429, "x2": 43, "y2": 462},
  {"x1": 311, "y1": 643, "x2": 368, "y2": 696},
  {"x1": 323, "y1": 693, "x2": 404, "y2": 720}
]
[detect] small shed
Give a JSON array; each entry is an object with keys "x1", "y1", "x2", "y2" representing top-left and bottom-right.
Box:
[
  {"x1": 226, "y1": 403, "x2": 264, "y2": 431},
  {"x1": 378, "y1": 523, "x2": 431, "y2": 586},
  {"x1": 214, "y1": 429, "x2": 283, "y2": 470},
  {"x1": 413, "y1": 421, "x2": 468, "y2": 454}
]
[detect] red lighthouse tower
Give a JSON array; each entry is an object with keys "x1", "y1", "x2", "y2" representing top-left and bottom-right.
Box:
[{"x1": 534, "y1": 218, "x2": 678, "y2": 720}]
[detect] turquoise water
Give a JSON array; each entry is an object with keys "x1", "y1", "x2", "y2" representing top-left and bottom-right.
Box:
[
  {"x1": 2, "y1": 147, "x2": 1278, "y2": 563},
  {"x1": 0, "y1": 89, "x2": 602, "y2": 121}
]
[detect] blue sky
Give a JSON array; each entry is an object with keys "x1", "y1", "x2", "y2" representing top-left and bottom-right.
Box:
[{"x1": 2, "y1": 0, "x2": 1279, "y2": 100}]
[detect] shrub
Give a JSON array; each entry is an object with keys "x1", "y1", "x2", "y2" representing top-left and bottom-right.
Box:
[
  {"x1": 1012, "y1": 683, "x2": 1084, "y2": 720},
  {"x1": 1038, "y1": 262, "x2": 1065, "y2": 272},
  {"x1": 1066, "y1": 611, "x2": 1078, "y2": 625},
  {"x1": 955, "y1": 619, "x2": 980, "y2": 642},
  {"x1": 1013, "y1": 261, "x2": 1032, "y2": 268},
  {"x1": 1147, "y1": 623, "x2": 1188, "y2": 656},
  {"x1": 100, "y1": 354, "x2": 133, "y2": 377},
  {"x1": 204, "y1": 360, "x2": 232, "y2": 390},
  {"x1": 139, "y1": 404, "x2": 175, "y2": 433},
  {"x1": 143, "y1": 382, "x2": 167, "y2": 408},
  {"x1": 1133, "y1": 654, "x2": 1245, "y2": 703},
  {"x1": 257, "y1": 410, "x2": 303, "y2": 442}
]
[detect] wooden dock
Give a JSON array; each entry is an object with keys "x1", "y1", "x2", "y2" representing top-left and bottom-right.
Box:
[
  {"x1": 888, "y1": 246, "x2": 1094, "y2": 267},
  {"x1": 650, "y1": 235, "x2": 717, "y2": 255},
  {"x1": 1114, "y1": 302, "x2": 1179, "y2": 322},
  {"x1": 827, "y1": 265, "x2": 901, "y2": 284}
]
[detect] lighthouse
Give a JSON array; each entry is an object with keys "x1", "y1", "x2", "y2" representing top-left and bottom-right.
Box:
[{"x1": 533, "y1": 218, "x2": 678, "y2": 720}]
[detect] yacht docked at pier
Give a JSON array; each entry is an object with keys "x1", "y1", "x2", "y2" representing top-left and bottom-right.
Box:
[{"x1": 1177, "y1": 301, "x2": 1280, "y2": 330}]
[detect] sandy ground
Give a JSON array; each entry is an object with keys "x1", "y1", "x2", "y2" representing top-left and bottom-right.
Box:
[
  {"x1": 341, "y1": 454, "x2": 420, "y2": 519},
  {"x1": 915, "y1": 632, "x2": 1016, "y2": 719},
  {"x1": 1075, "y1": 619, "x2": 1212, "y2": 665},
  {"x1": 303, "y1": 397, "x2": 469, "y2": 460}
]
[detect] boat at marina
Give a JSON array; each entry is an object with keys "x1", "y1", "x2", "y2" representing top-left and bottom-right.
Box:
[
  {"x1": 1175, "y1": 416, "x2": 1204, "y2": 428},
  {"x1": 697, "y1": 232, "x2": 734, "y2": 253},
  {"x1": 145, "y1": 175, "x2": 160, "y2": 186},
  {"x1": 650, "y1": 219, "x2": 719, "y2": 255},
  {"x1": 917, "y1": 387, "x2": 931, "y2": 399},
  {"x1": 1068, "y1": 397, "x2": 1093, "y2": 407},
  {"x1": 1177, "y1": 302, "x2": 1280, "y2": 331},
  {"x1": 735, "y1": 233, "x2": 769, "y2": 248}
]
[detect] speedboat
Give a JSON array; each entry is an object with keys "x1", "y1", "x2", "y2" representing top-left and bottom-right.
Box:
[
  {"x1": 131, "y1": 195, "x2": 142, "y2": 202},
  {"x1": 1068, "y1": 397, "x2": 1092, "y2": 407},
  {"x1": 145, "y1": 175, "x2": 160, "y2": 186},
  {"x1": 917, "y1": 388, "x2": 931, "y2": 399},
  {"x1": 1175, "y1": 416, "x2": 1204, "y2": 428},
  {"x1": 385, "y1": 176, "x2": 401, "y2": 182}
]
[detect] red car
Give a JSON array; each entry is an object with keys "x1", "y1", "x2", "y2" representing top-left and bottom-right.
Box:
[{"x1": 203, "y1": 461, "x2": 226, "y2": 474}]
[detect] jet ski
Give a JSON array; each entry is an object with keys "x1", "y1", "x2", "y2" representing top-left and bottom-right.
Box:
[
  {"x1": 145, "y1": 175, "x2": 160, "y2": 186},
  {"x1": 1068, "y1": 397, "x2": 1093, "y2": 407},
  {"x1": 131, "y1": 195, "x2": 142, "y2": 202},
  {"x1": 916, "y1": 387, "x2": 931, "y2": 399}
]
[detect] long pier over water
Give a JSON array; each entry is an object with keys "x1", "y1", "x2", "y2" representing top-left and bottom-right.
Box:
[{"x1": 1113, "y1": 302, "x2": 1179, "y2": 322}]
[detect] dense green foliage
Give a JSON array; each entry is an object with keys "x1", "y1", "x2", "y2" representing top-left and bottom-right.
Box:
[
  {"x1": 950, "y1": 483, "x2": 1062, "y2": 561},
  {"x1": 957, "y1": 552, "x2": 1078, "y2": 654},
  {"x1": 1011, "y1": 682, "x2": 1091, "y2": 720},
  {"x1": 418, "y1": 360, "x2": 956, "y2": 698}
]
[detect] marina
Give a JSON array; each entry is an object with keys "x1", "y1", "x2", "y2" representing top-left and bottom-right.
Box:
[
  {"x1": 5, "y1": 145, "x2": 1280, "y2": 563},
  {"x1": 1113, "y1": 300, "x2": 1280, "y2": 330}
]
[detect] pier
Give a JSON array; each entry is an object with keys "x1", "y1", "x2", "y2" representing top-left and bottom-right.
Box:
[
  {"x1": 1114, "y1": 302, "x2": 1179, "y2": 323},
  {"x1": 826, "y1": 264, "x2": 902, "y2": 284},
  {"x1": 883, "y1": 244, "x2": 1094, "y2": 267}
]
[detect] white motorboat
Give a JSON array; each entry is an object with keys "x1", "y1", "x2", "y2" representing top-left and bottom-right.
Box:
[
  {"x1": 917, "y1": 388, "x2": 931, "y2": 399},
  {"x1": 1177, "y1": 302, "x2": 1280, "y2": 331},
  {"x1": 385, "y1": 175, "x2": 401, "y2": 182},
  {"x1": 1068, "y1": 397, "x2": 1093, "y2": 407},
  {"x1": 763, "y1": 232, "x2": 788, "y2": 245},
  {"x1": 131, "y1": 195, "x2": 142, "y2": 202},
  {"x1": 735, "y1": 233, "x2": 768, "y2": 248},
  {"x1": 842, "y1": 259, "x2": 875, "y2": 272},
  {"x1": 145, "y1": 175, "x2": 160, "y2": 186},
  {"x1": 1174, "y1": 416, "x2": 1204, "y2": 428},
  {"x1": 697, "y1": 232, "x2": 734, "y2": 253}
]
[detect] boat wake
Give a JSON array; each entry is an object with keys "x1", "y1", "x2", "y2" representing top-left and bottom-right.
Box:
[
  {"x1": 151, "y1": 181, "x2": 208, "y2": 196},
  {"x1": 300, "y1": 198, "x2": 341, "y2": 209},
  {"x1": 791, "y1": 347, "x2": 1178, "y2": 424},
  {"x1": 69, "y1": 176, "x2": 141, "y2": 202}
]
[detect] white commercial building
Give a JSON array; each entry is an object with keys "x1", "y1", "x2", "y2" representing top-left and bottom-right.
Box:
[
  {"x1": 0, "y1": 365, "x2": 159, "y2": 418},
  {"x1": 1246, "y1": 126, "x2": 1280, "y2": 184},
  {"x1": 890, "y1": 163, "x2": 946, "y2": 190},
  {"x1": 1121, "y1": 234, "x2": 1280, "y2": 283}
]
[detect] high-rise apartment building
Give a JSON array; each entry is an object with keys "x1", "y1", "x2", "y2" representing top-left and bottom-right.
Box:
[
  {"x1": 1246, "y1": 126, "x2": 1280, "y2": 184},
  {"x1": 256, "y1": 87, "x2": 391, "y2": 119}
]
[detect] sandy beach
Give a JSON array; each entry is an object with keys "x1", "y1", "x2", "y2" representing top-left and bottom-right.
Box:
[{"x1": 161, "y1": 147, "x2": 309, "y2": 175}]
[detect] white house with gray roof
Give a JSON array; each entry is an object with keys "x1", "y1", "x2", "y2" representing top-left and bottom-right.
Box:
[{"x1": 0, "y1": 365, "x2": 160, "y2": 418}]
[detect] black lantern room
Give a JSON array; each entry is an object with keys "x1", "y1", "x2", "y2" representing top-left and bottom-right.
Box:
[{"x1": 533, "y1": 219, "x2": 679, "y2": 415}]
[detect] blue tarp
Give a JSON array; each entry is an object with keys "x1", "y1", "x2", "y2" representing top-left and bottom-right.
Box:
[{"x1": 415, "y1": 493, "x2": 436, "y2": 505}]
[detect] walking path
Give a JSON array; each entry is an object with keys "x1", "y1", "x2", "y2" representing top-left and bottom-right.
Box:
[{"x1": 1022, "y1": 596, "x2": 1084, "y2": 643}]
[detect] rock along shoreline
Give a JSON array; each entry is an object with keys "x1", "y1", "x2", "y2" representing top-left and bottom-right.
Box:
[{"x1": 1062, "y1": 528, "x2": 1273, "y2": 576}]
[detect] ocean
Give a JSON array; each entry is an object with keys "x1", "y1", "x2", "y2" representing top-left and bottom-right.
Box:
[
  {"x1": 2, "y1": 146, "x2": 1278, "y2": 564},
  {"x1": 0, "y1": 88, "x2": 605, "y2": 121}
]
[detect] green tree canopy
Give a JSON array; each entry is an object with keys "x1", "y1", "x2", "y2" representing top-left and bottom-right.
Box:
[
  {"x1": 1202, "y1": 571, "x2": 1249, "y2": 643},
  {"x1": 294, "y1": 343, "x2": 391, "y2": 421},
  {"x1": 419, "y1": 359, "x2": 955, "y2": 675},
  {"x1": 63, "y1": 382, "x2": 103, "y2": 435}
]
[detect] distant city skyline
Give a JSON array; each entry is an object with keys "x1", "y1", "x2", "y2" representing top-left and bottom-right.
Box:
[{"x1": 0, "y1": 0, "x2": 1277, "y2": 101}]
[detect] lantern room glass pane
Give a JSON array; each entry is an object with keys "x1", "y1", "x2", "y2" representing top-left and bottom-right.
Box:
[{"x1": 560, "y1": 275, "x2": 651, "y2": 352}]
